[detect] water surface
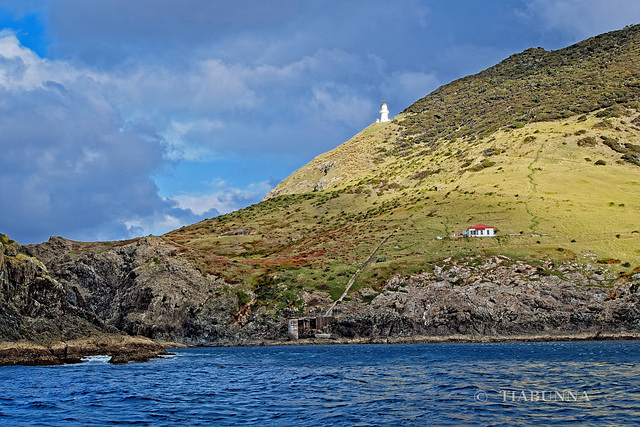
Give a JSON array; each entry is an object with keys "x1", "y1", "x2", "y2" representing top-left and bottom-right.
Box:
[{"x1": 2, "y1": 341, "x2": 639, "y2": 425}]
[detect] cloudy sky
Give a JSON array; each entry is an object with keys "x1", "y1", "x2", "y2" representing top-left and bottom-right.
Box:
[{"x1": 0, "y1": 0, "x2": 638, "y2": 244}]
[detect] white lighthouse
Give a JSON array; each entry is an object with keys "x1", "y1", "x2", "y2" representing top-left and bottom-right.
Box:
[{"x1": 379, "y1": 102, "x2": 390, "y2": 123}]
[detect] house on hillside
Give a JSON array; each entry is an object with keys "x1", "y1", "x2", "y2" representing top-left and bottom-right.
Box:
[{"x1": 462, "y1": 224, "x2": 495, "y2": 237}]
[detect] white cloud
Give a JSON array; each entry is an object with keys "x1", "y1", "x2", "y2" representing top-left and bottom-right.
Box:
[
  {"x1": 0, "y1": 31, "x2": 85, "y2": 90},
  {"x1": 161, "y1": 119, "x2": 225, "y2": 161},
  {"x1": 124, "y1": 214, "x2": 186, "y2": 237},
  {"x1": 172, "y1": 180, "x2": 272, "y2": 215},
  {"x1": 310, "y1": 85, "x2": 374, "y2": 127},
  {"x1": 0, "y1": 34, "x2": 185, "y2": 243}
]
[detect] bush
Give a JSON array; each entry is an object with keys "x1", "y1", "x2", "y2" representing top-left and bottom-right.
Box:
[
  {"x1": 469, "y1": 160, "x2": 496, "y2": 172},
  {"x1": 577, "y1": 136, "x2": 596, "y2": 147},
  {"x1": 594, "y1": 159, "x2": 607, "y2": 165},
  {"x1": 601, "y1": 136, "x2": 627, "y2": 153},
  {"x1": 253, "y1": 273, "x2": 279, "y2": 301},
  {"x1": 236, "y1": 290, "x2": 251, "y2": 306}
]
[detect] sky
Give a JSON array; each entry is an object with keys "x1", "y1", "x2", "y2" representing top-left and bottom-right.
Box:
[{"x1": 0, "y1": 0, "x2": 639, "y2": 244}]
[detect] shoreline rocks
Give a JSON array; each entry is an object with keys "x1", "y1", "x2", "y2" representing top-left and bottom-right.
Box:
[
  {"x1": 0, "y1": 335, "x2": 172, "y2": 366},
  {"x1": 6, "y1": 234, "x2": 640, "y2": 359}
]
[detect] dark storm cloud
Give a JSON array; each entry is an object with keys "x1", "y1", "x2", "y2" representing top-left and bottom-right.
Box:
[
  {"x1": 0, "y1": 34, "x2": 209, "y2": 243},
  {"x1": 0, "y1": 0, "x2": 638, "y2": 243}
]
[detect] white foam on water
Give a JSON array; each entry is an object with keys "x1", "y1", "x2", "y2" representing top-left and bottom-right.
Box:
[{"x1": 81, "y1": 355, "x2": 111, "y2": 363}]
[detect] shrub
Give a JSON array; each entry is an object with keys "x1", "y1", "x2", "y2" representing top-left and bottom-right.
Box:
[
  {"x1": 596, "y1": 258, "x2": 621, "y2": 264},
  {"x1": 469, "y1": 160, "x2": 496, "y2": 172},
  {"x1": 577, "y1": 136, "x2": 596, "y2": 147},
  {"x1": 236, "y1": 290, "x2": 251, "y2": 306},
  {"x1": 601, "y1": 136, "x2": 627, "y2": 153},
  {"x1": 622, "y1": 153, "x2": 640, "y2": 166},
  {"x1": 253, "y1": 273, "x2": 279, "y2": 301},
  {"x1": 593, "y1": 121, "x2": 611, "y2": 129},
  {"x1": 594, "y1": 159, "x2": 607, "y2": 165},
  {"x1": 483, "y1": 147, "x2": 502, "y2": 156}
]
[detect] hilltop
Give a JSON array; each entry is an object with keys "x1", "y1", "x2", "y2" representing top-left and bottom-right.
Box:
[
  {"x1": 4, "y1": 25, "x2": 640, "y2": 356},
  {"x1": 168, "y1": 25, "x2": 640, "y2": 294}
]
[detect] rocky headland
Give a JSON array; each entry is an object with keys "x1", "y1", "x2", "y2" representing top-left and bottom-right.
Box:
[
  {"x1": 4, "y1": 25, "x2": 640, "y2": 366},
  {"x1": 6, "y1": 234, "x2": 638, "y2": 359},
  {"x1": 0, "y1": 235, "x2": 171, "y2": 366}
]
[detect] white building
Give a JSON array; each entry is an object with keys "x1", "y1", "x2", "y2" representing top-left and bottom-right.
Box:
[
  {"x1": 379, "y1": 102, "x2": 390, "y2": 123},
  {"x1": 462, "y1": 224, "x2": 495, "y2": 237}
]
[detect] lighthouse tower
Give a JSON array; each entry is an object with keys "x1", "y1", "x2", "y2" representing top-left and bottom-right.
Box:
[{"x1": 379, "y1": 102, "x2": 390, "y2": 123}]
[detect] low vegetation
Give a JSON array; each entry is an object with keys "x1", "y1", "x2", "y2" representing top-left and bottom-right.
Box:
[{"x1": 164, "y1": 25, "x2": 640, "y2": 311}]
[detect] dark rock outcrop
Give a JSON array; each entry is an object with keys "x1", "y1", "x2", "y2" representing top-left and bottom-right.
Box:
[
  {"x1": 0, "y1": 235, "x2": 169, "y2": 365},
  {"x1": 25, "y1": 236, "x2": 250, "y2": 345},
  {"x1": 15, "y1": 235, "x2": 640, "y2": 349},
  {"x1": 331, "y1": 256, "x2": 640, "y2": 339},
  {"x1": 0, "y1": 335, "x2": 170, "y2": 366},
  {"x1": 0, "y1": 235, "x2": 107, "y2": 344}
]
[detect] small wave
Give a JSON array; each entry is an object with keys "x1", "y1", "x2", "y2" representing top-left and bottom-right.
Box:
[
  {"x1": 159, "y1": 353, "x2": 177, "y2": 359},
  {"x1": 81, "y1": 355, "x2": 112, "y2": 363},
  {"x1": 26, "y1": 401, "x2": 59, "y2": 410}
]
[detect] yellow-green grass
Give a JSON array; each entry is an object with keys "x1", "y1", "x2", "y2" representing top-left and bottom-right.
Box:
[
  {"x1": 165, "y1": 25, "x2": 640, "y2": 307},
  {"x1": 165, "y1": 110, "x2": 640, "y2": 306}
]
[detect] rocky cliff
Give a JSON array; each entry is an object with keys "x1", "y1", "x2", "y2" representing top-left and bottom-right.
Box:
[
  {"x1": 0, "y1": 234, "x2": 168, "y2": 365},
  {"x1": 24, "y1": 235, "x2": 288, "y2": 345},
  {"x1": 0, "y1": 234, "x2": 104, "y2": 343},
  {"x1": 21, "y1": 234, "x2": 640, "y2": 347},
  {"x1": 331, "y1": 256, "x2": 640, "y2": 339}
]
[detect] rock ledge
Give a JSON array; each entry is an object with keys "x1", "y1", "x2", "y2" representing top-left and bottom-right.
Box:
[{"x1": 0, "y1": 335, "x2": 170, "y2": 366}]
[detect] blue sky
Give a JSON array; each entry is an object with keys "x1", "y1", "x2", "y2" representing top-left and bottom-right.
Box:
[{"x1": 0, "y1": 0, "x2": 639, "y2": 243}]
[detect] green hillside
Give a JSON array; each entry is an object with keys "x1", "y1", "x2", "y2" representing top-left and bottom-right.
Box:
[{"x1": 165, "y1": 25, "x2": 640, "y2": 312}]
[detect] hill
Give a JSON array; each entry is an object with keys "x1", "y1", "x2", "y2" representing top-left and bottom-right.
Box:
[
  {"x1": 9, "y1": 25, "x2": 640, "y2": 352},
  {"x1": 166, "y1": 25, "x2": 640, "y2": 301}
]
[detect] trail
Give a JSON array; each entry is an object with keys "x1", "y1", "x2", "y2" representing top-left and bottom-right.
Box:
[
  {"x1": 525, "y1": 145, "x2": 543, "y2": 232},
  {"x1": 325, "y1": 231, "x2": 395, "y2": 316}
]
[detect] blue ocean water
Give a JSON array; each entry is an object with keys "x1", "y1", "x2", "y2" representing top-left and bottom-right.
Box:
[{"x1": 1, "y1": 340, "x2": 640, "y2": 426}]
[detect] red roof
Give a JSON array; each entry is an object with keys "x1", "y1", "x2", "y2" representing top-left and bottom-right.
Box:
[{"x1": 468, "y1": 224, "x2": 493, "y2": 230}]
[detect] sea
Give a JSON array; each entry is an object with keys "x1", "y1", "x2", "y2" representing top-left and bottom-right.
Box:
[{"x1": 1, "y1": 340, "x2": 640, "y2": 426}]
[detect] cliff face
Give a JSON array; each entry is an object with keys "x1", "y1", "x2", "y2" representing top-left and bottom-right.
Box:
[
  {"x1": 20, "y1": 234, "x2": 640, "y2": 346},
  {"x1": 0, "y1": 235, "x2": 105, "y2": 344},
  {"x1": 25, "y1": 236, "x2": 287, "y2": 345},
  {"x1": 0, "y1": 235, "x2": 171, "y2": 365},
  {"x1": 331, "y1": 256, "x2": 640, "y2": 339}
]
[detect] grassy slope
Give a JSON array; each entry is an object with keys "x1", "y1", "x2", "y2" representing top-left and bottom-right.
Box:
[
  {"x1": 164, "y1": 26, "x2": 640, "y2": 311},
  {"x1": 166, "y1": 111, "x2": 640, "y2": 301}
]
